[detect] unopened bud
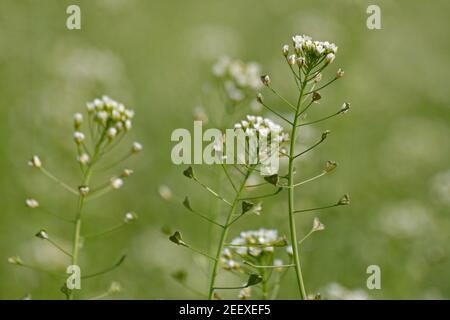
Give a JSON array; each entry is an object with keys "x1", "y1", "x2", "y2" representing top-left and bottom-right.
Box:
[
  {"x1": 73, "y1": 131, "x2": 85, "y2": 145},
  {"x1": 35, "y1": 229, "x2": 49, "y2": 240},
  {"x1": 131, "y1": 142, "x2": 143, "y2": 154},
  {"x1": 25, "y1": 198, "x2": 39, "y2": 208},
  {"x1": 8, "y1": 256, "x2": 23, "y2": 265},
  {"x1": 73, "y1": 113, "x2": 83, "y2": 128},
  {"x1": 261, "y1": 75, "x2": 271, "y2": 86},
  {"x1": 282, "y1": 44, "x2": 289, "y2": 56},
  {"x1": 28, "y1": 155, "x2": 42, "y2": 168},
  {"x1": 111, "y1": 178, "x2": 124, "y2": 189},
  {"x1": 121, "y1": 168, "x2": 134, "y2": 178},
  {"x1": 336, "y1": 68, "x2": 345, "y2": 78},
  {"x1": 313, "y1": 73, "x2": 322, "y2": 83},
  {"x1": 256, "y1": 93, "x2": 263, "y2": 104},
  {"x1": 109, "y1": 282, "x2": 122, "y2": 294},
  {"x1": 287, "y1": 54, "x2": 296, "y2": 65},
  {"x1": 325, "y1": 53, "x2": 335, "y2": 64},
  {"x1": 296, "y1": 56, "x2": 305, "y2": 67},
  {"x1": 124, "y1": 212, "x2": 138, "y2": 223},
  {"x1": 79, "y1": 185, "x2": 90, "y2": 196}
]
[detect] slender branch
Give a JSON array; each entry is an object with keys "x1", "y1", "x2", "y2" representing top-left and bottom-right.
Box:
[
  {"x1": 39, "y1": 167, "x2": 78, "y2": 195},
  {"x1": 259, "y1": 101, "x2": 293, "y2": 126},
  {"x1": 305, "y1": 77, "x2": 338, "y2": 95},
  {"x1": 298, "y1": 110, "x2": 341, "y2": 127},
  {"x1": 45, "y1": 238, "x2": 72, "y2": 257},
  {"x1": 82, "y1": 255, "x2": 126, "y2": 279},
  {"x1": 293, "y1": 137, "x2": 326, "y2": 159},
  {"x1": 294, "y1": 203, "x2": 340, "y2": 214},
  {"x1": 267, "y1": 86, "x2": 297, "y2": 111},
  {"x1": 221, "y1": 164, "x2": 237, "y2": 192},
  {"x1": 83, "y1": 222, "x2": 127, "y2": 239},
  {"x1": 244, "y1": 261, "x2": 294, "y2": 269},
  {"x1": 239, "y1": 187, "x2": 282, "y2": 201},
  {"x1": 282, "y1": 171, "x2": 327, "y2": 188},
  {"x1": 192, "y1": 176, "x2": 232, "y2": 206}
]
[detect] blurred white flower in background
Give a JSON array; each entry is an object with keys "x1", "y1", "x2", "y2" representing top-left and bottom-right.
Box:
[
  {"x1": 323, "y1": 282, "x2": 369, "y2": 300},
  {"x1": 430, "y1": 169, "x2": 450, "y2": 207},
  {"x1": 378, "y1": 201, "x2": 433, "y2": 238}
]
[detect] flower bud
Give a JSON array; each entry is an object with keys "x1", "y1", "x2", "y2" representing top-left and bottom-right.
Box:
[
  {"x1": 287, "y1": 54, "x2": 296, "y2": 65},
  {"x1": 296, "y1": 56, "x2": 305, "y2": 67},
  {"x1": 256, "y1": 93, "x2": 263, "y2": 104},
  {"x1": 73, "y1": 131, "x2": 85, "y2": 145},
  {"x1": 282, "y1": 44, "x2": 289, "y2": 56},
  {"x1": 312, "y1": 91, "x2": 322, "y2": 102},
  {"x1": 8, "y1": 256, "x2": 23, "y2": 265},
  {"x1": 28, "y1": 155, "x2": 42, "y2": 168},
  {"x1": 35, "y1": 229, "x2": 49, "y2": 240},
  {"x1": 124, "y1": 212, "x2": 138, "y2": 223},
  {"x1": 73, "y1": 113, "x2": 83, "y2": 128},
  {"x1": 313, "y1": 73, "x2": 322, "y2": 83},
  {"x1": 336, "y1": 68, "x2": 345, "y2": 78},
  {"x1": 79, "y1": 185, "x2": 89, "y2": 196},
  {"x1": 86, "y1": 102, "x2": 95, "y2": 113},
  {"x1": 158, "y1": 185, "x2": 172, "y2": 201},
  {"x1": 286, "y1": 245, "x2": 293, "y2": 256},
  {"x1": 131, "y1": 142, "x2": 143, "y2": 154},
  {"x1": 109, "y1": 282, "x2": 122, "y2": 294},
  {"x1": 260, "y1": 75, "x2": 271, "y2": 86},
  {"x1": 121, "y1": 168, "x2": 134, "y2": 178},
  {"x1": 338, "y1": 194, "x2": 350, "y2": 205},
  {"x1": 111, "y1": 178, "x2": 124, "y2": 189},
  {"x1": 107, "y1": 127, "x2": 117, "y2": 139},
  {"x1": 25, "y1": 198, "x2": 39, "y2": 209},
  {"x1": 325, "y1": 53, "x2": 335, "y2": 64},
  {"x1": 321, "y1": 130, "x2": 331, "y2": 140},
  {"x1": 77, "y1": 153, "x2": 89, "y2": 165}
]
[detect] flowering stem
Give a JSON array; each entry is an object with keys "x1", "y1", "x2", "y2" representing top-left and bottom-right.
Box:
[
  {"x1": 286, "y1": 71, "x2": 311, "y2": 300},
  {"x1": 207, "y1": 168, "x2": 252, "y2": 300},
  {"x1": 39, "y1": 167, "x2": 78, "y2": 196}
]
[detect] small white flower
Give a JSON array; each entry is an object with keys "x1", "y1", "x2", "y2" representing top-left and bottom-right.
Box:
[
  {"x1": 124, "y1": 212, "x2": 138, "y2": 223},
  {"x1": 28, "y1": 155, "x2": 42, "y2": 168},
  {"x1": 107, "y1": 127, "x2": 117, "y2": 139},
  {"x1": 111, "y1": 178, "x2": 124, "y2": 189},
  {"x1": 109, "y1": 282, "x2": 122, "y2": 294},
  {"x1": 238, "y1": 287, "x2": 252, "y2": 300},
  {"x1": 286, "y1": 245, "x2": 293, "y2": 256},
  {"x1": 73, "y1": 131, "x2": 85, "y2": 144},
  {"x1": 287, "y1": 54, "x2": 296, "y2": 65},
  {"x1": 77, "y1": 153, "x2": 90, "y2": 165},
  {"x1": 158, "y1": 185, "x2": 172, "y2": 201},
  {"x1": 79, "y1": 186, "x2": 90, "y2": 196},
  {"x1": 73, "y1": 113, "x2": 83, "y2": 127},
  {"x1": 325, "y1": 53, "x2": 335, "y2": 64},
  {"x1": 312, "y1": 217, "x2": 325, "y2": 231},
  {"x1": 131, "y1": 142, "x2": 143, "y2": 154},
  {"x1": 336, "y1": 68, "x2": 345, "y2": 78},
  {"x1": 25, "y1": 198, "x2": 39, "y2": 208},
  {"x1": 282, "y1": 44, "x2": 289, "y2": 56},
  {"x1": 35, "y1": 229, "x2": 49, "y2": 240}
]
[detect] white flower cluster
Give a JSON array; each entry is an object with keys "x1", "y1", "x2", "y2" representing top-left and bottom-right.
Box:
[
  {"x1": 288, "y1": 35, "x2": 338, "y2": 65},
  {"x1": 221, "y1": 228, "x2": 287, "y2": 271},
  {"x1": 234, "y1": 115, "x2": 289, "y2": 143},
  {"x1": 86, "y1": 95, "x2": 135, "y2": 137},
  {"x1": 213, "y1": 57, "x2": 263, "y2": 102}
]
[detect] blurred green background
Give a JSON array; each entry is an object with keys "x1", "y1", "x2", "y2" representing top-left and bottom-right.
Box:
[{"x1": 0, "y1": 0, "x2": 449, "y2": 299}]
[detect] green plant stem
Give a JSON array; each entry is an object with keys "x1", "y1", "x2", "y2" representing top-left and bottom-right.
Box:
[
  {"x1": 286, "y1": 71, "x2": 310, "y2": 300},
  {"x1": 207, "y1": 169, "x2": 252, "y2": 300},
  {"x1": 69, "y1": 131, "x2": 105, "y2": 300}
]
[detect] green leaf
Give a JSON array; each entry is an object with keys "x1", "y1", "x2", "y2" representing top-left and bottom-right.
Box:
[
  {"x1": 246, "y1": 273, "x2": 263, "y2": 287},
  {"x1": 169, "y1": 231, "x2": 187, "y2": 246},
  {"x1": 182, "y1": 196, "x2": 193, "y2": 211},
  {"x1": 183, "y1": 166, "x2": 195, "y2": 179},
  {"x1": 264, "y1": 174, "x2": 279, "y2": 186}
]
